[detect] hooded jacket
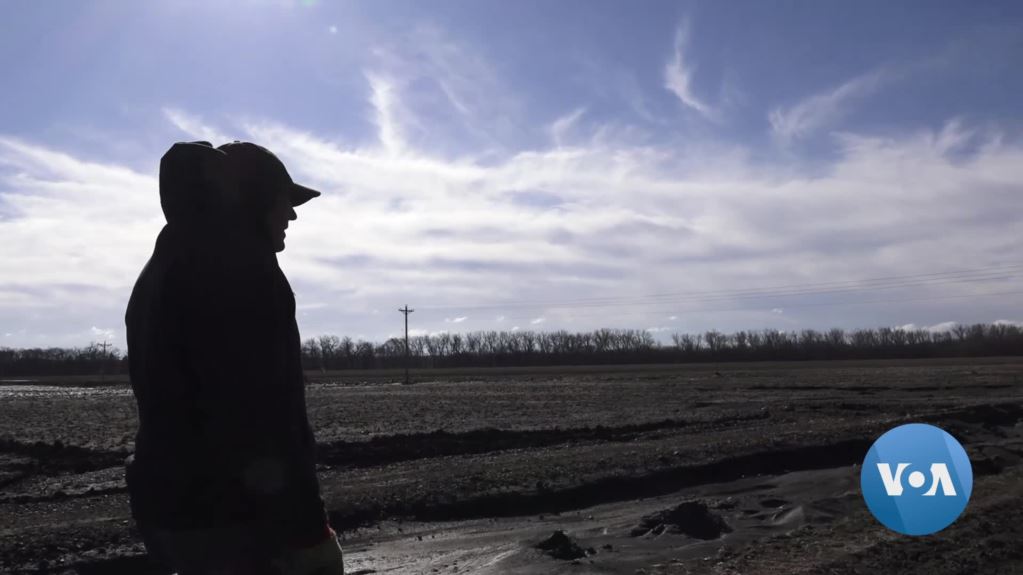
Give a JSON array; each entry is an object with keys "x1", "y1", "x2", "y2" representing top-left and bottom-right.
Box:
[{"x1": 124, "y1": 142, "x2": 329, "y2": 546}]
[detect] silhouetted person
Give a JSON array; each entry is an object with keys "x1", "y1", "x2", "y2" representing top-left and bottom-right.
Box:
[{"x1": 124, "y1": 141, "x2": 344, "y2": 574}]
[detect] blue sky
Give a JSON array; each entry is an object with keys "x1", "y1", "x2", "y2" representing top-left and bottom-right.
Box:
[{"x1": 1, "y1": 0, "x2": 1022, "y2": 350}]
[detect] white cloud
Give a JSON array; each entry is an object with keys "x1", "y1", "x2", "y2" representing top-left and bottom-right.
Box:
[
  {"x1": 163, "y1": 108, "x2": 234, "y2": 144},
  {"x1": 549, "y1": 108, "x2": 586, "y2": 147},
  {"x1": 768, "y1": 69, "x2": 887, "y2": 144},
  {"x1": 366, "y1": 25, "x2": 521, "y2": 154},
  {"x1": 663, "y1": 20, "x2": 714, "y2": 119},
  {"x1": 2, "y1": 88, "x2": 1022, "y2": 348},
  {"x1": 771, "y1": 308, "x2": 784, "y2": 315},
  {"x1": 897, "y1": 321, "x2": 961, "y2": 333},
  {"x1": 365, "y1": 73, "x2": 406, "y2": 156},
  {"x1": 0, "y1": 136, "x2": 160, "y2": 296},
  {"x1": 646, "y1": 326, "x2": 672, "y2": 333},
  {"x1": 89, "y1": 326, "x2": 115, "y2": 341},
  {"x1": 444, "y1": 316, "x2": 468, "y2": 323},
  {"x1": 993, "y1": 319, "x2": 1023, "y2": 327}
]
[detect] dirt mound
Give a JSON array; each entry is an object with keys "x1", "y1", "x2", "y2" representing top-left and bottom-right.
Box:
[
  {"x1": 631, "y1": 501, "x2": 732, "y2": 540},
  {"x1": 535, "y1": 530, "x2": 589, "y2": 560}
]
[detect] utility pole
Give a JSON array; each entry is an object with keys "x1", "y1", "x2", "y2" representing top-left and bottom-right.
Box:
[
  {"x1": 98, "y1": 341, "x2": 110, "y2": 383},
  {"x1": 398, "y1": 306, "x2": 414, "y2": 385}
]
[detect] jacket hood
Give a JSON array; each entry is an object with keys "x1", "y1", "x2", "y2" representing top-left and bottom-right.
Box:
[
  {"x1": 157, "y1": 141, "x2": 275, "y2": 252},
  {"x1": 159, "y1": 141, "x2": 237, "y2": 226}
]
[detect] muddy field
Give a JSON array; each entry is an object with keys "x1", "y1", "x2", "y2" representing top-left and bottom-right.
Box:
[{"x1": 1, "y1": 358, "x2": 1022, "y2": 574}]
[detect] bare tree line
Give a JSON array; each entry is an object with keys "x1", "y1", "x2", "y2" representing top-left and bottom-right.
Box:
[
  {"x1": 0, "y1": 342, "x2": 121, "y2": 377},
  {"x1": 1, "y1": 323, "x2": 1020, "y2": 377},
  {"x1": 301, "y1": 328, "x2": 661, "y2": 370},
  {"x1": 298, "y1": 323, "x2": 1023, "y2": 371}
]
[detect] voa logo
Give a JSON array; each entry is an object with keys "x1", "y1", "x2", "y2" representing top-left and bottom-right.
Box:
[
  {"x1": 877, "y1": 462, "x2": 956, "y2": 497},
  {"x1": 861, "y1": 423, "x2": 973, "y2": 535}
]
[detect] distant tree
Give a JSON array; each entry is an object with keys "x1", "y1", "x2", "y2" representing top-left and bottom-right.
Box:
[
  {"x1": 339, "y1": 336, "x2": 355, "y2": 368},
  {"x1": 318, "y1": 335, "x2": 340, "y2": 370},
  {"x1": 301, "y1": 338, "x2": 322, "y2": 371},
  {"x1": 355, "y1": 340, "x2": 375, "y2": 369}
]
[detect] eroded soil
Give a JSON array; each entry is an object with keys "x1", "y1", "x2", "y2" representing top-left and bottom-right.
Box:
[{"x1": 1, "y1": 358, "x2": 1021, "y2": 574}]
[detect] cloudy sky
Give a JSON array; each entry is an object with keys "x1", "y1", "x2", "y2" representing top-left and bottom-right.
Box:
[{"x1": 1, "y1": 0, "x2": 1022, "y2": 351}]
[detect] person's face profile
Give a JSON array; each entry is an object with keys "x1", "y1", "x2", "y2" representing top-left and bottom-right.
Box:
[{"x1": 265, "y1": 189, "x2": 296, "y2": 253}]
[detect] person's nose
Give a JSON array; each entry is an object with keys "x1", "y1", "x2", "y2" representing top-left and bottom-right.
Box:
[{"x1": 288, "y1": 207, "x2": 297, "y2": 221}]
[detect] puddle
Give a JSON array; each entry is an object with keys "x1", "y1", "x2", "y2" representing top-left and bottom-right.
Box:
[{"x1": 340, "y1": 465, "x2": 860, "y2": 574}]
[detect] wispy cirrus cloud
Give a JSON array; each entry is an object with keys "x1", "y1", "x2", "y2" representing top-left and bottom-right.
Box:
[
  {"x1": 768, "y1": 69, "x2": 888, "y2": 144},
  {"x1": 663, "y1": 20, "x2": 715, "y2": 120},
  {"x1": 367, "y1": 25, "x2": 522, "y2": 154},
  {"x1": 548, "y1": 107, "x2": 586, "y2": 147},
  {"x1": 3, "y1": 17, "x2": 1022, "y2": 348},
  {"x1": 2, "y1": 2, "x2": 1022, "y2": 353},
  {"x1": 3, "y1": 110, "x2": 1022, "y2": 347},
  {"x1": 145, "y1": 106, "x2": 1023, "y2": 342},
  {"x1": 365, "y1": 73, "x2": 407, "y2": 156},
  {"x1": 163, "y1": 108, "x2": 235, "y2": 145}
]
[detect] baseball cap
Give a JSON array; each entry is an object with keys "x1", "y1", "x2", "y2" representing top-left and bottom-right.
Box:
[{"x1": 216, "y1": 141, "x2": 321, "y2": 207}]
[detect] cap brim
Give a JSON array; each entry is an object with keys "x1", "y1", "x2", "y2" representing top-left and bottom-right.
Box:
[{"x1": 289, "y1": 182, "x2": 321, "y2": 206}]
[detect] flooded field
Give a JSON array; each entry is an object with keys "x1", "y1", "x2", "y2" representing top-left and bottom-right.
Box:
[{"x1": 1, "y1": 358, "x2": 1021, "y2": 573}]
